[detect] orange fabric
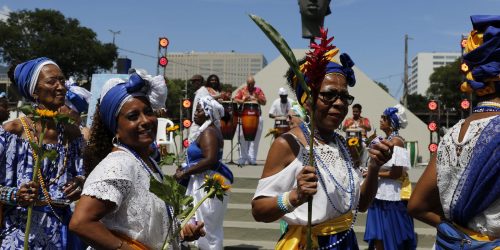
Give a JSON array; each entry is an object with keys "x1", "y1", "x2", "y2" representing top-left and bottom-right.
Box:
[
  {"x1": 111, "y1": 231, "x2": 150, "y2": 250},
  {"x1": 454, "y1": 223, "x2": 499, "y2": 242}
]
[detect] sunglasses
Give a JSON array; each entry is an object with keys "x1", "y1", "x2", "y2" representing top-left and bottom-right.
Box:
[{"x1": 318, "y1": 91, "x2": 355, "y2": 105}]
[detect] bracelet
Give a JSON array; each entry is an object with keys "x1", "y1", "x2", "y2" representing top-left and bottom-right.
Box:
[{"x1": 277, "y1": 191, "x2": 296, "y2": 214}]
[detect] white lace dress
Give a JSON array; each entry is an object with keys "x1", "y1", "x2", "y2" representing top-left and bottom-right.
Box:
[
  {"x1": 82, "y1": 151, "x2": 175, "y2": 249},
  {"x1": 253, "y1": 137, "x2": 362, "y2": 225},
  {"x1": 436, "y1": 115, "x2": 500, "y2": 237}
]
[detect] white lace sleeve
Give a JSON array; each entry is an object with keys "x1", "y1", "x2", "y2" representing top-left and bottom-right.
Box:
[
  {"x1": 82, "y1": 151, "x2": 137, "y2": 207},
  {"x1": 381, "y1": 146, "x2": 411, "y2": 171},
  {"x1": 82, "y1": 179, "x2": 132, "y2": 208}
]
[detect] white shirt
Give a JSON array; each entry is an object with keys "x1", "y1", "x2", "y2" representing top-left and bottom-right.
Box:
[
  {"x1": 269, "y1": 98, "x2": 292, "y2": 117},
  {"x1": 253, "y1": 136, "x2": 361, "y2": 225},
  {"x1": 82, "y1": 151, "x2": 175, "y2": 249},
  {"x1": 375, "y1": 146, "x2": 411, "y2": 201}
]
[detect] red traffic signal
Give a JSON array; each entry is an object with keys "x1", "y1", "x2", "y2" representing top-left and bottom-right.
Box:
[
  {"x1": 428, "y1": 143, "x2": 438, "y2": 153},
  {"x1": 428, "y1": 121, "x2": 438, "y2": 132},
  {"x1": 182, "y1": 99, "x2": 192, "y2": 109},
  {"x1": 158, "y1": 56, "x2": 168, "y2": 67},
  {"x1": 460, "y1": 99, "x2": 471, "y2": 110},
  {"x1": 182, "y1": 119, "x2": 192, "y2": 129},
  {"x1": 183, "y1": 138, "x2": 190, "y2": 148},
  {"x1": 428, "y1": 100, "x2": 438, "y2": 111},
  {"x1": 159, "y1": 37, "x2": 169, "y2": 48}
]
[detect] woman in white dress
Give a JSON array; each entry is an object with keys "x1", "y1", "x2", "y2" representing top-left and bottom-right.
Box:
[
  {"x1": 69, "y1": 72, "x2": 204, "y2": 249},
  {"x1": 408, "y1": 15, "x2": 500, "y2": 249},
  {"x1": 251, "y1": 30, "x2": 394, "y2": 250},
  {"x1": 363, "y1": 104, "x2": 416, "y2": 250}
]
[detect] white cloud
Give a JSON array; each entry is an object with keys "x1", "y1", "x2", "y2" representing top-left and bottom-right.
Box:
[{"x1": 0, "y1": 6, "x2": 11, "y2": 22}]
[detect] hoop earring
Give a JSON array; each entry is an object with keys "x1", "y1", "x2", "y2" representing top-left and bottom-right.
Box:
[
  {"x1": 304, "y1": 114, "x2": 311, "y2": 126},
  {"x1": 112, "y1": 136, "x2": 120, "y2": 146}
]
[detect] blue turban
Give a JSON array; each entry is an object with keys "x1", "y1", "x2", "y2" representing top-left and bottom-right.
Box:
[
  {"x1": 325, "y1": 53, "x2": 356, "y2": 87},
  {"x1": 462, "y1": 15, "x2": 500, "y2": 91},
  {"x1": 100, "y1": 72, "x2": 168, "y2": 134},
  {"x1": 13, "y1": 57, "x2": 59, "y2": 101},
  {"x1": 383, "y1": 104, "x2": 408, "y2": 130}
]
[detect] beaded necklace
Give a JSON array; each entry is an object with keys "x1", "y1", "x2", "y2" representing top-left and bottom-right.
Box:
[
  {"x1": 19, "y1": 117, "x2": 63, "y2": 221},
  {"x1": 115, "y1": 142, "x2": 179, "y2": 243},
  {"x1": 473, "y1": 101, "x2": 500, "y2": 113},
  {"x1": 299, "y1": 123, "x2": 359, "y2": 249}
]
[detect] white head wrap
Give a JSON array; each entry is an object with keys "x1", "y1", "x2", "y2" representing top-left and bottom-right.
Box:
[{"x1": 191, "y1": 95, "x2": 224, "y2": 141}]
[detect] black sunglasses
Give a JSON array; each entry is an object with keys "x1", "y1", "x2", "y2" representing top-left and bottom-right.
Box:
[{"x1": 318, "y1": 91, "x2": 355, "y2": 105}]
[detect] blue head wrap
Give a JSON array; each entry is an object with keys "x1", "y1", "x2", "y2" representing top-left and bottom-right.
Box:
[
  {"x1": 13, "y1": 57, "x2": 59, "y2": 101},
  {"x1": 462, "y1": 15, "x2": 500, "y2": 92},
  {"x1": 100, "y1": 72, "x2": 168, "y2": 134},
  {"x1": 325, "y1": 53, "x2": 356, "y2": 87},
  {"x1": 383, "y1": 104, "x2": 408, "y2": 131}
]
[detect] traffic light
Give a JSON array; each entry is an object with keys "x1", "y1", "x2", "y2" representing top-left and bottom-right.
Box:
[
  {"x1": 460, "y1": 99, "x2": 471, "y2": 110},
  {"x1": 159, "y1": 37, "x2": 169, "y2": 48},
  {"x1": 182, "y1": 99, "x2": 192, "y2": 109},
  {"x1": 427, "y1": 100, "x2": 440, "y2": 153},
  {"x1": 427, "y1": 100, "x2": 438, "y2": 111},
  {"x1": 183, "y1": 138, "x2": 190, "y2": 148},
  {"x1": 427, "y1": 121, "x2": 438, "y2": 132},
  {"x1": 158, "y1": 56, "x2": 168, "y2": 67},
  {"x1": 182, "y1": 119, "x2": 192, "y2": 129},
  {"x1": 428, "y1": 143, "x2": 438, "y2": 153}
]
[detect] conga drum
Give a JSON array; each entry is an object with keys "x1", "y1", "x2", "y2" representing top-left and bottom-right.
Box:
[
  {"x1": 240, "y1": 102, "x2": 260, "y2": 141},
  {"x1": 220, "y1": 101, "x2": 238, "y2": 140},
  {"x1": 274, "y1": 117, "x2": 290, "y2": 138}
]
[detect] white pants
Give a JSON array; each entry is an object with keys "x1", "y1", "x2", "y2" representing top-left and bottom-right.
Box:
[
  {"x1": 186, "y1": 171, "x2": 229, "y2": 250},
  {"x1": 238, "y1": 116, "x2": 263, "y2": 164}
]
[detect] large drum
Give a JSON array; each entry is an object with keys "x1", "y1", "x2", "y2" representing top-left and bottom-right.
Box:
[
  {"x1": 220, "y1": 101, "x2": 238, "y2": 140},
  {"x1": 274, "y1": 117, "x2": 290, "y2": 138},
  {"x1": 240, "y1": 102, "x2": 260, "y2": 141}
]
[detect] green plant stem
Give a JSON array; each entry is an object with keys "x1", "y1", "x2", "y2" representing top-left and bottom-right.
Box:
[
  {"x1": 306, "y1": 104, "x2": 315, "y2": 250},
  {"x1": 161, "y1": 188, "x2": 216, "y2": 250},
  {"x1": 23, "y1": 121, "x2": 46, "y2": 250}
]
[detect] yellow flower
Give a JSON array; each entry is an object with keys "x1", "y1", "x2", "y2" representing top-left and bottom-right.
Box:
[
  {"x1": 36, "y1": 109, "x2": 58, "y2": 118},
  {"x1": 212, "y1": 173, "x2": 231, "y2": 191},
  {"x1": 166, "y1": 124, "x2": 180, "y2": 132},
  {"x1": 204, "y1": 173, "x2": 231, "y2": 192},
  {"x1": 348, "y1": 137, "x2": 359, "y2": 147}
]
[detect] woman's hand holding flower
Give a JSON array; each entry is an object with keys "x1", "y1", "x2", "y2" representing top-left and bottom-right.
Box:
[{"x1": 16, "y1": 181, "x2": 39, "y2": 207}]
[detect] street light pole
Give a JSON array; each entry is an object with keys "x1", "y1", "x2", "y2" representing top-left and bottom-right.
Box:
[{"x1": 108, "y1": 30, "x2": 121, "y2": 73}]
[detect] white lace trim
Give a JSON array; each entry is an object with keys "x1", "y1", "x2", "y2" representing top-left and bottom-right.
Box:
[{"x1": 436, "y1": 116, "x2": 500, "y2": 237}]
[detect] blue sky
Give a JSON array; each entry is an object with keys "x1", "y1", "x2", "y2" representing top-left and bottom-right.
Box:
[{"x1": 1, "y1": 0, "x2": 499, "y2": 98}]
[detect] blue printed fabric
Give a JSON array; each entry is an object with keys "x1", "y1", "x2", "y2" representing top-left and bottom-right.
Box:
[
  {"x1": 185, "y1": 141, "x2": 233, "y2": 183},
  {"x1": 0, "y1": 125, "x2": 84, "y2": 249}
]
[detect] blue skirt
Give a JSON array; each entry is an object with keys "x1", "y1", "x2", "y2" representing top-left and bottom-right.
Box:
[
  {"x1": 317, "y1": 229, "x2": 360, "y2": 250},
  {"x1": 364, "y1": 199, "x2": 417, "y2": 250}
]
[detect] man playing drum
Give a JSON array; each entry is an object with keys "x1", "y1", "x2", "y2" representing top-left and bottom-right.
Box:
[
  {"x1": 234, "y1": 75, "x2": 267, "y2": 165},
  {"x1": 269, "y1": 87, "x2": 293, "y2": 138}
]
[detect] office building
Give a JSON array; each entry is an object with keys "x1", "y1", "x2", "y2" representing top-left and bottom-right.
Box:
[
  {"x1": 408, "y1": 52, "x2": 460, "y2": 95},
  {"x1": 163, "y1": 51, "x2": 267, "y2": 87}
]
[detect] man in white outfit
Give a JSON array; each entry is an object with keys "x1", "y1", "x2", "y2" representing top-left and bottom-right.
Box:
[
  {"x1": 269, "y1": 87, "x2": 292, "y2": 119},
  {"x1": 234, "y1": 76, "x2": 267, "y2": 165}
]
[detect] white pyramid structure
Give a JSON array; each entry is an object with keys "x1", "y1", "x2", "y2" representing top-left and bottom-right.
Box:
[{"x1": 223, "y1": 49, "x2": 430, "y2": 164}]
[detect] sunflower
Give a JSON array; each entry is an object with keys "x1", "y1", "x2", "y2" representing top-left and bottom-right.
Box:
[
  {"x1": 166, "y1": 124, "x2": 180, "y2": 132},
  {"x1": 35, "y1": 109, "x2": 58, "y2": 118},
  {"x1": 202, "y1": 173, "x2": 231, "y2": 201},
  {"x1": 347, "y1": 137, "x2": 359, "y2": 147}
]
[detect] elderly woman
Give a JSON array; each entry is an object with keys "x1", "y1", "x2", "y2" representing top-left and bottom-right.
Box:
[
  {"x1": 251, "y1": 30, "x2": 393, "y2": 249},
  {"x1": 175, "y1": 95, "x2": 233, "y2": 250},
  {"x1": 408, "y1": 16, "x2": 500, "y2": 249},
  {"x1": 69, "y1": 72, "x2": 204, "y2": 249},
  {"x1": 1, "y1": 57, "x2": 85, "y2": 249},
  {"x1": 364, "y1": 104, "x2": 416, "y2": 250}
]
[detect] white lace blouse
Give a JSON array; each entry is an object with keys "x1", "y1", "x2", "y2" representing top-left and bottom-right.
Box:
[
  {"x1": 82, "y1": 151, "x2": 174, "y2": 249},
  {"x1": 437, "y1": 116, "x2": 500, "y2": 237},
  {"x1": 253, "y1": 137, "x2": 362, "y2": 225},
  {"x1": 375, "y1": 146, "x2": 411, "y2": 201}
]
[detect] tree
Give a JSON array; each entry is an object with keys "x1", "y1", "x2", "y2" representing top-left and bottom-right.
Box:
[
  {"x1": 426, "y1": 59, "x2": 469, "y2": 110},
  {"x1": 375, "y1": 81, "x2": 389, "y2": 93},
  {"x1": 406, "y1": 93, "x2": 429, "y2": 114},
  {"x1": 0, "y1": 9, "x2": 117, "y2": 80},
  {"x1": 165, "y1": 78, "x2": 187, "y2": 123}
]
